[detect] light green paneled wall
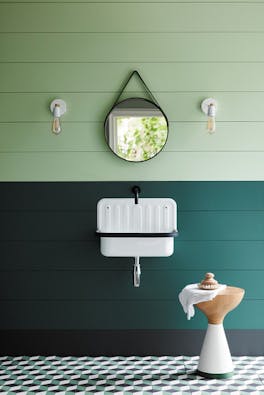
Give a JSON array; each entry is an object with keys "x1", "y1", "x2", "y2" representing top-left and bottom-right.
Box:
[{"x1": 1, "y1": 1, "x2": 264, "y2": 181}]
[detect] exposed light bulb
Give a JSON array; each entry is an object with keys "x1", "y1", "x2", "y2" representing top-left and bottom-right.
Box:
[
  {"x1": 207, "y1": 103, "x2": 216, "y2": 133},
  {"x1": 52, "y1": 103, "x2": 61, "y2": 135},
  {"x1": 201, "y1": 98, "x2": 217, "y2": 134},
  {"x1": 50, "y1": 99, "x2": 66, "y2": 135}
]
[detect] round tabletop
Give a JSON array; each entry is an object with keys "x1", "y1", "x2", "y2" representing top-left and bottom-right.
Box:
[{"x1": 195, "y1": 286, "x2": 245, "y2": 325}]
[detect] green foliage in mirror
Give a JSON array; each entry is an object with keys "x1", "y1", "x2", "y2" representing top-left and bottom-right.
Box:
[
  {"x1": 104, "y1": 98, "x2": 169, "y2": 162},
  {"x1": 117, "y1": 116, "x2": 167, "y2": 161}
]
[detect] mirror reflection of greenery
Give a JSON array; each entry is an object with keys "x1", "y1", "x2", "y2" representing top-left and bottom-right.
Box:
[{"x1": 117, "y1": 116, "x2": 167, "y2": 161}]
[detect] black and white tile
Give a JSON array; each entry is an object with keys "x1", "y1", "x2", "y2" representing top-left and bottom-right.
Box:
[{"x1": 0, "y1": 356, "x2": 264, "y2": 394}]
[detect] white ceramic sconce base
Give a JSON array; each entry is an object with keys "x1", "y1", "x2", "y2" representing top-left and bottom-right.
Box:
[
  {"x1": 201, "y1": 98, "x2": 217, "y2": 115},
  {"x1": 50, "y1": 99, "x2": 67, "y2": 115}
]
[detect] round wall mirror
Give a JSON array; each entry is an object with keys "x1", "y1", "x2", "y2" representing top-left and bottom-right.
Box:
[{"x1": 104, "y1": 98, "x2": 169, "y2": 162}]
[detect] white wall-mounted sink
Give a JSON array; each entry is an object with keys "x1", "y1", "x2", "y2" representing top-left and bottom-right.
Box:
[
  {"x1": 96, "y1": 197, "x2": 177, "y2": 257},
  {"x1": 96, "y1": 195, "x2": 178, "y2": 287}
]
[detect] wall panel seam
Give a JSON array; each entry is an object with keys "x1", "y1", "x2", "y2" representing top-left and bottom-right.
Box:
[
  {"x1": 2, "y1": 31, "x2": 264, "y2": 34},
  {"x1": 1, "y1": 1, "x2": 264, "y2": 3},
  {"x1": 1, "y1": 150, "x2": 264, "y2": 153},
  {"x1": 0, "y1": 121, "x2": 264, "y2": 124},
  {"x1": 1, "y1": 91, "x2": 264, "y2": 93},
  {"x1": 3, "y1": 61, "x2": 264, "y2": 64},
  {"x1": 0, "y1": 298, "x2": 257, "y2": 301}
]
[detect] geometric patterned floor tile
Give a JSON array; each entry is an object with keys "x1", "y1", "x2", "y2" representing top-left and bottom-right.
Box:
[
  {"x1": 185, "y1": 356, "x2": 264, "y2": 395},
  {"x1": 0, "y1": 356, "x2": 264, "y2": 394}
]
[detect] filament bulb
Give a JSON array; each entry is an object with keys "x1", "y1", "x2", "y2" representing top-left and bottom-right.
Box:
[
  {"x1": 207, "y1": 103, "x2": 216, "y2": 133},
  {"x1": 52, "y1": 103, "x2": 61, "y2": 135}
]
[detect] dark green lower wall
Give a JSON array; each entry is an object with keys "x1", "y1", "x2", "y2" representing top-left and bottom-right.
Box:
[{"x1": 1, "y1": 182, "x2": 264, "y2": 354}]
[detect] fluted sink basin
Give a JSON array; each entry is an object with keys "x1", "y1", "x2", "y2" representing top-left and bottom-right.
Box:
[{"x1": 96, "y1": 198, "x2": 178, "y2": 257}]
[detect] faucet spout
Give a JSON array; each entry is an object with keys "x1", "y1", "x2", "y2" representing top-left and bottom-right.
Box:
[
  {"x1": 133, "y1": 256, "x2": 141, "y2": 287},
  {"x1": 132, "y1": 185, "x2": 141, "y2": 204}
]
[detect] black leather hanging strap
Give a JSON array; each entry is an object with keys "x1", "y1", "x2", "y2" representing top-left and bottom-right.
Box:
[{"x1": 113, "y1": 70, "x2": 159, "y2": 107}]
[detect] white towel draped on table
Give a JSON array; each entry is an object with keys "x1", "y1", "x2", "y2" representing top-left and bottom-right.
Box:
[{"x1": 178, "y1": 283, "x2": 226, "y2": 320}]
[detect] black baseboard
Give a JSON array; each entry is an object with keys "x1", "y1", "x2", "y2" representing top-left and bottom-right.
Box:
[{"x1": 0, "y1": 330, "x2": 263, "y2": 356}]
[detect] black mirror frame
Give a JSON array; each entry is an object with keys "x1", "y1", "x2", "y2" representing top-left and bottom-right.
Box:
[{"x1": 104, "y1": 97, "x2": 169, "y2": 163}]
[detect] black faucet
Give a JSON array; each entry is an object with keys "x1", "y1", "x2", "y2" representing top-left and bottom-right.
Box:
[{"x1": 132, "y1": 185, "x2": 141, "y2": 204}]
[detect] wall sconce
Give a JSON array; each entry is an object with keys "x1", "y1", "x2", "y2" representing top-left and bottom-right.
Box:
[
  {"x1": 50, "y1": 99, "x2": 67, "y2": 135},
  {"x1": 201, "y1": 98, "x2": 217, "y2": 133}
]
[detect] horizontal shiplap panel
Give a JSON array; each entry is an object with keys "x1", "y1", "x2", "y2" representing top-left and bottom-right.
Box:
[
  {"x1": 1, "y1": 182, "x2": 264, "y2": 211},
  {"x1": 1, "y1": 240, "x2": 264, "y2": 271},
  {"x1": 1, "y1": 122, "x2": 264, "y2": 153},
  {"x1": 1, "y1": 210, "x2": 264, "y2": 241},
  {"x1": 0, "y1": 211, "x2": 95, "y2": 241},
  {"x1": 180, "y1": 211, "x2": 264, "y2": 240},
  {"x1": 1, "y1": 4, "x2": 264, "y2": 33},
  {"x1": 1, "y1": 33, "x2": 264, "y2": 62},
  {"x1": 0, "y1": 123, "x2": 107, "y2": 152},
  {"x1": 0, "y1": 152, "x2": 263, "y2": 181},
  {"x1": 2, "y1": 92, "x2": 264, "y2": 122},
  {"x1": 0, "y1": 299, "x2": 257, "y2": 329},
  {"x1": 0, "y1": 270, "x2": 253, "y2": 300},
  {"x1": 2, "y1": 63, "x2": 264, "y2": 92},
  {"x1": 0, "y1": 0, "x2": 259, "y2": 3}
]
